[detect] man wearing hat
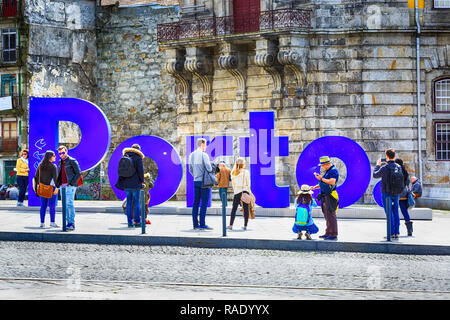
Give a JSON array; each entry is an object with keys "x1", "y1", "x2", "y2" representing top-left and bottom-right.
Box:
[{"x1": 312, "y1": 156, "x2": 339, "y2": 240}]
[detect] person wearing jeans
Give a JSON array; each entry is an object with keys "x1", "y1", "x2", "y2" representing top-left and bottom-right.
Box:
[
  {"x1": 373, "y1": 148, "x2": 402, "y2": 240},
  {"x1": 115, "y1": 144, "x2": 145, "y2": 227},
  {"x1": 56, "y1": 146, "x2": 81, "y2": 231},
  {"x1": 40, "y1": 187, "x2": 58, "y2": 227},
  {"x1": 125, "y1": 188, "x2": 141, "y2": 226},
  {"x1": 189, "y1": 138, "x2": 213, "y2": 230}
]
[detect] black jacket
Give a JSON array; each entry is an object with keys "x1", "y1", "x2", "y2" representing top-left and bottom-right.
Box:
[
  {"x1": 115, "y1": 147, "x2": 145, "y2": 190},
  {"x1": 56, "y1": 156, "x2": 82, "y2": 187},
  {"x1": 34, "y1": 163, "x2": 58, "y2": 191},
  {"x1": 373, "y1": 160, "x2": 402, "y2": 194}
]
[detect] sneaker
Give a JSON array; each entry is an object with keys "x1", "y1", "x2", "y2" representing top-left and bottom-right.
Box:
[
  {"x1": 66, "y1": 224, "x2": 75, "y2": 231},
  {"x1": 242, "y1": 226, "x2": 247, "y2": 231},
  {"x1": 128, "y1": 224, "x2": 134, "y2": 228},
  {"x1": 305, "y1": 232, "x2": 312, "y2": 240},
  {"x1": 17, "y1": 202, "x2": 23, "y2": 207},
  {"x1": 40, "y1": 223, "x2": 45, "y2": 228},
  {"x1": 198, "y1": 225, "x2": 213, "y2": 230},
  {"x1": 319, "y1": 234, "x2": 328, "y2": 239},
  {"x1": 50, "y1": 222, "x2": 59, "y2": 228},
  {"x1": 134, "y1": 223, "x2": 141, "y2": 228},
  {"x1": 324, "y1": 236, "x2": 337, "y2": 240},
  {"x1": 297, "y1": 232, "x2": 303, "y2": 240},
  {"x1": 226, "y1": 225, "x2": 233, "y2": 230},
  {"x1": 145, "y1": 219, "x2": 151, "y2": 225}
]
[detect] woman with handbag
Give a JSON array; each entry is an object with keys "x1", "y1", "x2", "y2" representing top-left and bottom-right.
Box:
[
  {"x1": 395, "y1": 159, "x2": 413, "y2": 236},
  {"x1": 227, "y1": 158, "x2": 251, "y2": 231},
  {"x1": 34, "y1": 150, "x2": 59, "y2": 228}
]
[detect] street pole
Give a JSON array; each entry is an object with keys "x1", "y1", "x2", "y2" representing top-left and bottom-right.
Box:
[
  {"x1": 140, "y1": 190, "x2": 146, "y2": 234},
  {"x1": 384, "y1": 196, "x2": 391, "y2": 242},
  {"x1": 62, "y1": 187, "x2": 67, "y2": 232}
]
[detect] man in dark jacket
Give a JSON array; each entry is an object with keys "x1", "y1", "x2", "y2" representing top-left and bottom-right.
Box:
[
  {"x1": 373, "y1": 148, "x2": 402, "y2": 240},
  {"x1": 56, "y1": 146, "x2": 82, "y2": 231},
  {"x1": 116, "y1": 144, "x2": 145, "y2": 227}
]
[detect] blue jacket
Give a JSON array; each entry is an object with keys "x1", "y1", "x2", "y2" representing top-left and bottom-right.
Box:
[
  {"x1": 373, "y1": 160, "x2": 402, "y2": 194},
  {"x1": 115, "y1": 148, "x2": 144, "y2": 190},
  {"x1": 411, "y1": 179, "x2": 423, "y2": 197}
]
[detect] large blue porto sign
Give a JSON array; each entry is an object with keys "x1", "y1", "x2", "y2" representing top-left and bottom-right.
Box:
[{"x1": 28, "y1": 97, "x2": 375, "y2": 208}]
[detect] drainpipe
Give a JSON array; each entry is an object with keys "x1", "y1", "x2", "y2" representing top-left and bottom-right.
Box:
[{"x1": 415, "y1": 0, "x2": 423, "y2": 183}]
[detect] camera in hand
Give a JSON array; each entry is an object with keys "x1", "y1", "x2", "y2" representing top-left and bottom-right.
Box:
[{"x1": 381, "y1": 158, "x2": 386, "y2": 163}]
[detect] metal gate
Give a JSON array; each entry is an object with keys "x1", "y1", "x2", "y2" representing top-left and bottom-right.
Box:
[{"x1": 233, "y1": 0, "x2": 260, "y2": 33}]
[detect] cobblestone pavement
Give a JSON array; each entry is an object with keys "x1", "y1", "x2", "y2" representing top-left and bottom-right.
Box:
[{"x1": 0, "y1": 241, "x2": 449, "y2": 299}]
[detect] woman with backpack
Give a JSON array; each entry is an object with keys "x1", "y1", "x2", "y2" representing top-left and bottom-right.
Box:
[
  {"x1": 227, "y1": 158, "x2": 251, "y2": 231},
  {"x1": 34, "y1": 150, "x2": 59, "y2": 228},
  {"x1": 395, "y1": 158, "x2": 413, "y2": 236},
  {"x1": 293, "y1": 185, "x2": 319, "y2": 240}
]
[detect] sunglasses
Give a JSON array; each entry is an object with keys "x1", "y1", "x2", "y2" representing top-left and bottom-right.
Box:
[{"x1": 58, "y1": 151, "x2": 66, "y2": 155}]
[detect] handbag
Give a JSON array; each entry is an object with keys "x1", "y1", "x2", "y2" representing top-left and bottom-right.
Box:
[
  {"x1": 201, "y1": 154, "x2": 217, "y2": 188},
  {"x1": 36, "y1": 166, "x2": 53, "y2": 199},
  {"x1": 240, "y1": 171, "x2": 252, "y2": 204}
]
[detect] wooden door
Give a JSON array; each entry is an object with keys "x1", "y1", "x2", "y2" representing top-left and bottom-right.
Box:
[{"x1": 233, "y1": 0, "x2": 260, "y2": 33}]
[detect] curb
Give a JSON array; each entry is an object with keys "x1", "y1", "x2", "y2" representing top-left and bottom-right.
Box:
[
  {"x1": 0, "y1": 206, "x2": 434, "y2": 220},
  {"x1": 0, "y1": 231, "x2": 448, "y2": 255}
]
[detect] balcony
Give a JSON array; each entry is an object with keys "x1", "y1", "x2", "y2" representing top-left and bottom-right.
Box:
[
  {"x1": 0, "y1": 137, "x2": 18, "y2": 152},
  {"x1": 157, "y1": 8, "x2": 312, "y2": 43}
]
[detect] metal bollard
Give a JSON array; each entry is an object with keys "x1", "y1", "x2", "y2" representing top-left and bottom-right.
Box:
[
  {"x1": 384, "y1": 196, "x2": 391, "y2": 242},
  {"x1": 62, "y1": 187, "x2": 67, "y2": 232},
  {"x1": 140, "y1": 190, "x2": 146, "y2": 234}
]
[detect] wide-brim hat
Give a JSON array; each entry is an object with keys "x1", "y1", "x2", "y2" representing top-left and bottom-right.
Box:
[
  {"x1": 297, "y1": 184, "x2": 314, "y2": 195},
  {"x1": 318, "y1": 156, "x2": 332, "y2": 166}
]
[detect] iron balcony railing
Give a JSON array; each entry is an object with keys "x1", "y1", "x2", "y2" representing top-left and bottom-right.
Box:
[{"x1": 157, "y1": 8, "x2": 312, "y2": 43}]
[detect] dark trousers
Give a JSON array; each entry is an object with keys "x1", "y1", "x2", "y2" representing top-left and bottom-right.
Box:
[
  {"x1": 399, "y1": 199, "x2": 411, "y2": 222},
  {"x1": 17, "y1": 175, "x2": 28, "y2": 203},
  {"x1": 192, "y1": 181, "x2": 211, "y2": 228},
  {"x1": 321, "y1": 195, "x2": 338, "y2": 237},
  {"x1": 229, "y1": 191, "x2": 249, "y2": 227}
]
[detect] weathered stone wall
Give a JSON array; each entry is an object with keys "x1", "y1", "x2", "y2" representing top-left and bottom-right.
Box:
[
  {"x1": 25, "y1": 0, "x2": 97, "y2": 144},
  {"x1": 95, "y1": 4, "x2": 180, "y2": 199}
]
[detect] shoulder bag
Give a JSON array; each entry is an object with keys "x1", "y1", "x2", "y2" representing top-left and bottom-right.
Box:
[
  {"x1": 37, "y1": 166, "x2": 54, "y2": 199},
  {"x1": 201, "y1": 153, "x2": 217, "y2": 188},
  {"x1": 240, "y1": 171, "x2": 252, "y2": 204}
]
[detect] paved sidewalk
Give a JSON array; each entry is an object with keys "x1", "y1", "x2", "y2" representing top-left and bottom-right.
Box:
[{"x1": 0, "y1": 200, "x2": 449, "y2": 255}]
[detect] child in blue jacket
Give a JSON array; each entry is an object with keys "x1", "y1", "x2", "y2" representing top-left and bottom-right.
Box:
[{"x1": 293, "y1": 185, "x2": 319, "y2": 240}]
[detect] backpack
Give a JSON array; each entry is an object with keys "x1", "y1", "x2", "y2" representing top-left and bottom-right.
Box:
[
  {"x1": 295, "y1": 201, "x2": 311, "y2": 226},
  {"x1": 386, "y1": 163, "x2": 404, "y2": 196},
  {"x1": 118, "y1": 154, "x2": 135, "y2": 178}
]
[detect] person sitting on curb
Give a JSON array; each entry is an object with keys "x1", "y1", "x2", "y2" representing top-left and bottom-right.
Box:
[
  {"x1": 293, "y1": 185, "x2": 319, "y2": 240},
  {"x1": 411, "y1": 176, "x2": 422, "y2": 199}
]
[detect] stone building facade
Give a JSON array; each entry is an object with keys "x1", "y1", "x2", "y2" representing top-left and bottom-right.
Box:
[
  {"x1": 19, "y1": 0, "x2": 450, "y2": 205},
  {"x1": 0, "y1": 0, "x2": 26, "y2": 186},
  {"x1": 157, "y1": 0, "x2": 450, "y2": 203}
]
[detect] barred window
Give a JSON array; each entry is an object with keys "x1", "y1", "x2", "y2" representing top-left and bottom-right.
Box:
[
  {"x1": 436, "y1": 122, "x2": 450, "y2": 161},
  {"x1": 434, "y1": 78, "x2": 450, "y2": 112},
  {"x1": 434, "y1": 0, "x2": 450, "y2": 8}
]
